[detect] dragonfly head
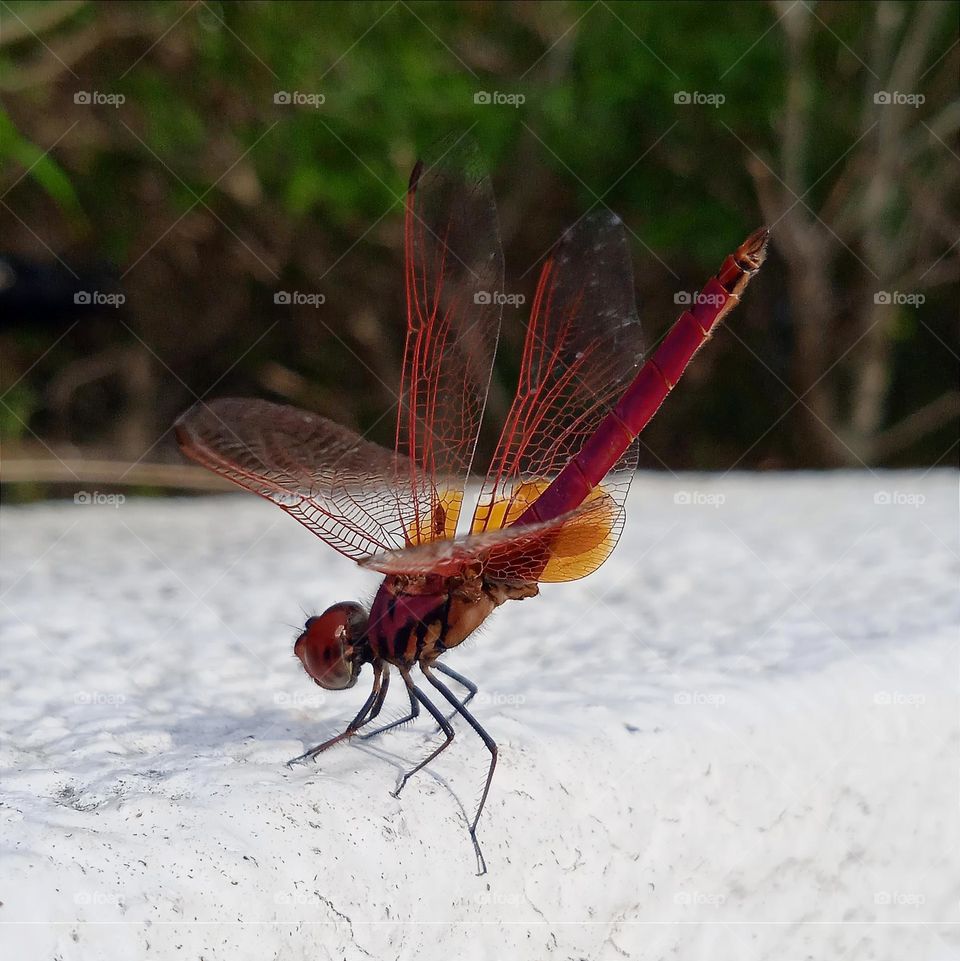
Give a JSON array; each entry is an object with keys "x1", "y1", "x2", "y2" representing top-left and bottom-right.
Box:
[{"x1": 294, "y1": 602, "x2": 368, "y2": 691}]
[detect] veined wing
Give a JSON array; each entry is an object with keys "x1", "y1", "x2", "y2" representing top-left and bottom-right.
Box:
[
  {"x1": 398, "y1": 136, "x2": 504, "y2": 545},
  {"x1": 361, "y1": 494, "x2": 619, "y2": 584},
  {"x1": 176, "y1": 398, "x2": 427, "y2": 562},
  {"x1": 470, "y1": 212, "x2": 645, "y2": 581}
]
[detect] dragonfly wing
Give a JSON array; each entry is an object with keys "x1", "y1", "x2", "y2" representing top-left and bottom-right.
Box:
[
  {"x1": 176, "y1": 398, "x2": 425, "y2": 562},
  {"x1": 361, "y1": 495, "x2": 619, "y2": 584},
  {"x1": 471, "y1": 211, "x2": 645, "y2": 581},
  {"x1": 399, "y1": 137, "x2": 504, "y2": 544}
]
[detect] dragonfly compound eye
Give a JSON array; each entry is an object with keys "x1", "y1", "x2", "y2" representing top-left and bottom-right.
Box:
[{"x1": 294, "y1": 602, "x2": 368, "y2": 691}]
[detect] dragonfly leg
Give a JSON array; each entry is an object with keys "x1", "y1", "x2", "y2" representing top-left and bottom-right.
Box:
[
  {"x1": 391, "y1": 667, "x2": 454, "y2": 798},
  {"x1": 357, "y1": 683, "x2": 420, "y2": 740},
  {"x1": 421, "y1": 663, "x2": 496, "y2": 876},
  {"x1": 287, "y1": 664, "x2": 389, "y2": 766},
  {"x1": 432, "y1": 661, "x2": 478, "y2": 728}
]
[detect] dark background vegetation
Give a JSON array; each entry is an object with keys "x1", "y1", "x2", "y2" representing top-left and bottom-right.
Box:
[{"x1": 1, "y1": 0, "x2": 957, "y2": 500}]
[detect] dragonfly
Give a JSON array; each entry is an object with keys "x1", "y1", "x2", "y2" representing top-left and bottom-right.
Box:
[{"x1": 175, "y1": 140, "x2": 767, "y2": 874}]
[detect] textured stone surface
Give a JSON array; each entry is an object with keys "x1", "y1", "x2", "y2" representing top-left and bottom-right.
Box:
[{"x1": 2, "y1": 471, "x2": 957, "y2": 959}]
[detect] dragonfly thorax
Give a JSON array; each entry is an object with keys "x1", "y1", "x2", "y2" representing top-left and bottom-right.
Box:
[{"x1": 294, "y1": 602, "x2": 370, "y2": 690}]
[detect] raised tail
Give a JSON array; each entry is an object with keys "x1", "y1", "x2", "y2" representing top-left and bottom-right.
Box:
[{"x1": 518, "y1": 227, "x2": 769, "y2": 524}]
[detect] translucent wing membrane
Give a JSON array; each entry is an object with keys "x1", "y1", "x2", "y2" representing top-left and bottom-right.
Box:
[
  {"x1": 362, "y1": 493, "x2": 620, "y2": 584},
  {"x1": 178, "y1": 166, "x2": 644, "y2": 584},
  {"x1": 176, "y1": 398, "x2": 427, "y2": 561},
  {"x1": 470, "y1": 212, "x2": 645, "y2": 581},
  {"x1": 175, "y1": 145, "x2": 763, "y2": 595},
  {"x1": 399, "y1": 137, "x2": 504, "y2": 544}
]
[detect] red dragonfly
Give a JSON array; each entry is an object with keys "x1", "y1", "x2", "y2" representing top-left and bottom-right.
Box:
[{"x1": 175, "y1": 140, "x2": 767, "y2": 874}]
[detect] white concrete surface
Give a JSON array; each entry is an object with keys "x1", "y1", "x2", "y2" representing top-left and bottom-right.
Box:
[{"x1": 2, "y1": 471, "x2": 958, "y2": 959}]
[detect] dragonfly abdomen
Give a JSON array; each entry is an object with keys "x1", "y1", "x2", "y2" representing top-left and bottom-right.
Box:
[{"x1": 519, "y1": 227, "x2": 769, "y2": 524}]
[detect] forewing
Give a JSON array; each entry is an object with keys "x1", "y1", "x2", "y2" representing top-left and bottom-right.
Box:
[
  {"x1": 361, "y1": 495, "x2": 618, "y2": 584},
  {"x1": 176, "y1": 398, "x2": 427, "y2": 562},
  {"x1": 471, "y1": 212, "x2": 644, "y2": 580},
  {"x1": 399, "y1": 137, "x2": 504, "y2": 544}
]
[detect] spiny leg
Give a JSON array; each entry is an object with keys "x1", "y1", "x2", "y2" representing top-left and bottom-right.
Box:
[
  {"x1": 421, "y1": 663, "x2": 496, "y2": 876},
  {"x1": 391, "y1": 667, "x2": 455, "y2": 799},
  {"x1": 287, "y1": 665, "x2": 388, "y2": 766},
  {"x1": 357, "y1": 683, "x2": 419, "y2": 740},
  {"x1": 433, "y1": 662, "x2": 478, "y2": 727}
]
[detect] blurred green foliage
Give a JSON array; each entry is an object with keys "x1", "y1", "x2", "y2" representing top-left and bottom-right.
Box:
[{"x1": 0, "y1": 0, "x2": 956, "y2": 481}]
